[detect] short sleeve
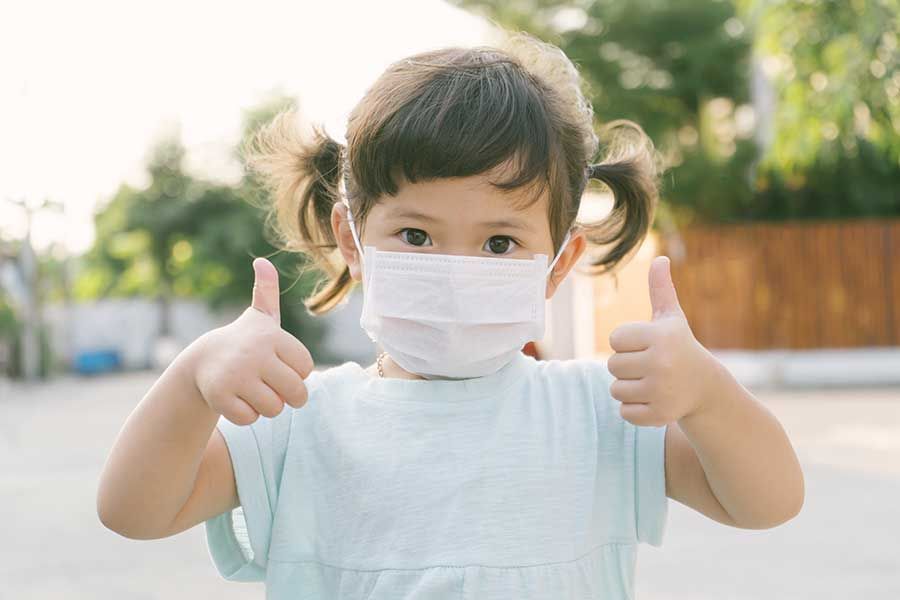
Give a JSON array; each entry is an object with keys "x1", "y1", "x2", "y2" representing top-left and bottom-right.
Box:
[
  {"x1": 204, "y1": 406, "x2": 294, "y2": 581},
  {"x1": 588, "y1": 358, "x2": 668, "y2": 547},
  {"x1": 633, "y1": 422, "x2": 668, "y2": 546}
]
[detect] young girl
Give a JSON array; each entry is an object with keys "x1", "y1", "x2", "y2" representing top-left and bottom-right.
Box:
[{"x1": 97, "y1": 31, "x2": 804, "y2": 599}]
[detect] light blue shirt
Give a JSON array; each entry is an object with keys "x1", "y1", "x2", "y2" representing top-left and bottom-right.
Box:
[{"x1": 205, "y1": 352, "x2": 668, "y2": 599}]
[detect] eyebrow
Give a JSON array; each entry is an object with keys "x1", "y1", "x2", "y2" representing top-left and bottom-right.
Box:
[
  {"x1": 386, "y1": 208, "x2": 535, "y2": 232},
  {"x1": 385, "y1": 208, "x2": 442, "y2": 223},
  {"x1": 480, "y1": 219, "x2": 535, "y2": 232}
]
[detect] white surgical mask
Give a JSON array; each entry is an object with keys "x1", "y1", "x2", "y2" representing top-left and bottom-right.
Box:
[{"x1": 345, "y1": 200, "x2": 571, "y2": 379}]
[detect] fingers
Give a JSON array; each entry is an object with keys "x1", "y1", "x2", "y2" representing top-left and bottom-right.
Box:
[
  {"x1": 610, "y1": 377, "x2": 664, "y2": 426},
  {"x1": 618, "y1": 402, "x2": 657, "y2": 426},
  {"x1": 608, "y1": 321, "x2": 654, "y2": 353},
  {"x1": 251, "y1": 257, "x2": 281, "y2": 323},
  {"x1": 275, "y1": 332, "x2": 315, "y2": 379},
  {"x1": 239, "y1": 379, "x2": 285, "y2": 418},
  {"x1": 609, "y1": 378, "x2": 648, "y2": 404},
  {"x1": 606, "y1": 350, "x2": 648, "y2": 380},
  {"x1": 261, "y1": 353, "x2": 309, "y2": 409},
  {"x1": 223, "y1": 395, "x2": 261, "y2": 426}
]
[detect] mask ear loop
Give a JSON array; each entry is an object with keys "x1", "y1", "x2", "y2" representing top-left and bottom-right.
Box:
[
  {"x1": 545, "y1": 230, "x2": 572, "y2": 277},
  {"x1": 343, "y1": 198, "x2": 365, "y2": 259}
]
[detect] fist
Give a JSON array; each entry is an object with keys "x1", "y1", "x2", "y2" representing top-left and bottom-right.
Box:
[
  {"x1": 607, "y1": 256, "x2": 718, "y2": 427},
  {"x1": 192, "y1": 257, "x2": 315, "y2": 426}
]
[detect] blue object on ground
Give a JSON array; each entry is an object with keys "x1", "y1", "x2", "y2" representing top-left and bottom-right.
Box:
[{"x1": 73, "y1": 349, "x2": 121, "y2": 375}]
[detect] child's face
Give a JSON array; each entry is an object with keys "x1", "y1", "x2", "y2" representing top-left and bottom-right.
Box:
[{"x1": 332, "y1": 171, "x2": 586, "y2": 299}]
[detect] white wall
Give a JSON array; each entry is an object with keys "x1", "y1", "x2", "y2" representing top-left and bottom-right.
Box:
[
  {"x1": 43, "y1": 298, "x2": 239, "y2": 370},
  {"x1": 41, "y1": 291, "x2": 376, "y2": 372}
]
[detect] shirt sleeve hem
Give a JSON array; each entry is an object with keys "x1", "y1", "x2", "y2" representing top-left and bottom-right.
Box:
[
  {"x1": 204, "y1": 416, "x2": 274, "y2": 581},
  {"x1": 635, "y1": 423, "x2": 668, "y2": 546}
]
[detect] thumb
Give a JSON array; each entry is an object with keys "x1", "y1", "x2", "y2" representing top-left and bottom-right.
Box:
[
  {"x1": 648, "y1": 255, "x2": 683, "y2": 320},
  {"x1": 251, "y1": 257, "x2": 281, "y2": 323}
]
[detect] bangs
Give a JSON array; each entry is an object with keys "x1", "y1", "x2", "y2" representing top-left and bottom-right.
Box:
[{"x1": 350, "y1": 49, "x2": 560, "y2": 210}]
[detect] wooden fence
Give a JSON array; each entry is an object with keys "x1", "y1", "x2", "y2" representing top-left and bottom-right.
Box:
[{"x1": 656, "y1": 218, "x2": 900, "y2": 350}]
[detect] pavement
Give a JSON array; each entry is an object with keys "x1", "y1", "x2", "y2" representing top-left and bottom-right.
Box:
[
  {"x1": 711, "y1": 347, "x2": 900, "y2": 389},
  {"x1": 1, "y1": 368, "x2": 898, "y2": 599}
]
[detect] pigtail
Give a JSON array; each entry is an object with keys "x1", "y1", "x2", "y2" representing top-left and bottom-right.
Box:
[
  {"x1": 241, "y1": 107, "x2": 354, "y2": 314},
  {"x1": 579, "y1": 119, "x2": 662, "y2": 274}
]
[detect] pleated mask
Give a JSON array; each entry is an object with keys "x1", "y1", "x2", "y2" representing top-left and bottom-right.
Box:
[{"x1": 345, "y1": 200, "x2": 570, "y2": 379}]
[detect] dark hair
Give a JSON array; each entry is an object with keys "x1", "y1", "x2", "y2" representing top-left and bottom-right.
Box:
[{"x1": 243, "y1": 30, "x2": 662, "y2": 314}]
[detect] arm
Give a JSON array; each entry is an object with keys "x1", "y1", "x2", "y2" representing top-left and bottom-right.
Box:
[
  {"x1": 166, "y1": 427, "x2": 241, "y2": 536},
  {"x1": 96, "y1": 337, "x2": 239, "y2": 539},
  {"x1": 665, "y1": 360, "x2": 805, "y2": 529},
  {"x1": 608, "y1": 255, "x2": 804, "y2": 531},
  {"x1": 97, "y1": 258, "x2": 311, "y2": 540}
]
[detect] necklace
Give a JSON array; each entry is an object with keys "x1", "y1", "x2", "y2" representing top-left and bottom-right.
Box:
[{"x1": 376, "y1": 351, "x2": 387, "y2": 378}]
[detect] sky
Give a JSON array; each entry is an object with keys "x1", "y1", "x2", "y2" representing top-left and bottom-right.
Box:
[{"x1": 0, "y1": 0, "x2": 497, "y2": 255}]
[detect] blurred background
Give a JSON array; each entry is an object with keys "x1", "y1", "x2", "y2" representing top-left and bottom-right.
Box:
[{"x1": 1, "y1": 0, "x2": 898, "y2": 598}]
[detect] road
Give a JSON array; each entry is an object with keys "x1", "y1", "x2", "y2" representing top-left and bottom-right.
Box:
[{"x1": 1, "y1": 370, "x2": 898, "y2": 599}]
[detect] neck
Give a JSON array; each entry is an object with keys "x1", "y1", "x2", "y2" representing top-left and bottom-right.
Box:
[
  {"x1": 379, "y1": 352, "x2": 426, "y2": 380},
  {"x1": 378, "y1": 352, "x2": 468, "y2": 381}
]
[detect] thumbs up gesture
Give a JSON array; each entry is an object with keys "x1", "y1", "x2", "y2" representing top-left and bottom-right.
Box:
[
  {"x1": 191, "y1": 257, "x2": 315, "y2": 426},
  {"x1": 607, "y1": 256, "x2": 718, "y2": 427}
]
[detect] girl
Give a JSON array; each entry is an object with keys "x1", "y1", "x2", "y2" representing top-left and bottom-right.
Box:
[{"x1": 97, "y1": 30, "x2": 804, "y2": 599}]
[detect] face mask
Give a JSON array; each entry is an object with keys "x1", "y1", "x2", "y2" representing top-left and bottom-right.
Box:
[{"x1": 344, "y1": 200, "x2": 571, "y2": 379}]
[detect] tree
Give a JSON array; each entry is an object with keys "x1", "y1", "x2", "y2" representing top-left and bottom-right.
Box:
[
  {"x1": 451, "y1": 0, "x2": 757, "y2": 225},
  {"x1": 75, "y1": 95, "x2": 333, "y2": 360},
  {"x1": 747, "y1": 0, "x2": 900, "y2": 219},
  {"x1": 450, "y1": 0, "x2": 900, "y2": 222}
]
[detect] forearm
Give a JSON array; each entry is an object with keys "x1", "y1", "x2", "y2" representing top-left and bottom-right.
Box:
[
  {"x1": 97, "y1": 334, "x2": 220, "y2": 539},
  {"x1": 677, "y1": 359, "x2": 805, "y2": 529}
]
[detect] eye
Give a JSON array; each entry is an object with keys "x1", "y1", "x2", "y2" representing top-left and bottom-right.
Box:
[
  {"x1": 399, "y1": 228, "x2": 432, "y2": 247},
  {"x1": 484, "y1": 235, "x2": 517, "y2": 255}
]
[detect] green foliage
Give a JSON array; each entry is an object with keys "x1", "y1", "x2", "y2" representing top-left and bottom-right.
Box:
[
  {"x1": 748, "y1": 0, "x2": 900, "y2": 219},
  {"x1": 451, "y1": 0, "x2": 900, "y2": 223},
  {"x1": 75, "y1": 95, "x2": 337, "y2": 360},
  {"x1": 0, "y1": 290, "x2": 18, "y2": 340}
]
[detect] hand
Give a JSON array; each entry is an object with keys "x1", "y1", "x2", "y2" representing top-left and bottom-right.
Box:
[
  {"x1": 191, "y1": 257, "x2": 315, "y2": 425},
  {"x1": 606, "y1": 255, "x2": 720, "y2": 427}
]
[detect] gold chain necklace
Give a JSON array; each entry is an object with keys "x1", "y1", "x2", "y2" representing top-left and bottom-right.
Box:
[{"x1": 376, "y1": 351, "x2": 387, "y2": 378}]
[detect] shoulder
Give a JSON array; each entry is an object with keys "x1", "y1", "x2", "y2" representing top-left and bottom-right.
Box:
[
  {"x1": 530, "y1": 356, "x2": 619, "y2": 418},
  {"x1": 269, "y1": 361, "x2": 369, "y2": 440},
  {"x1": 302, "y1": 360, "x2": 369, "y2": 402},
  {"x1": 529, "y1": 356, "x2": 612, "y2": 392}
]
